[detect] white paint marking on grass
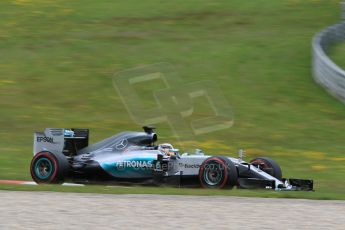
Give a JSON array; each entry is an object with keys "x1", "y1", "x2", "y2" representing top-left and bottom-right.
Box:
[
  {"x1": 22, "y1": 182, "x2": 37, "y2": 185},
  {"x1": 0, "y1": 180, "x2": 85, "y2": 187},
  {"x1": 62, "y1": 183, "x2": 85, "y2": 187}
]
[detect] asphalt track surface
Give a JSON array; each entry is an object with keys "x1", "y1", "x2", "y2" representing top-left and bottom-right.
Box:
[{"x1": 0, "y1": 191, "x2": 344, "y2": 229}]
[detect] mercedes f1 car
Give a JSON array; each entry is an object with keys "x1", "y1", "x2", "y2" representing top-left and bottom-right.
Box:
[{"x1": 30, "y1": 126, "x2": 313, "y2": 190}]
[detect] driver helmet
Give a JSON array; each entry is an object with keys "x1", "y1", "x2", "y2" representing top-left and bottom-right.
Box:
[{"x1": 158, "y1": 143, "x2": 174, "y2": 156}]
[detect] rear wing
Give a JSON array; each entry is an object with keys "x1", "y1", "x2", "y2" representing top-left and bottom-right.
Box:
[{"x1": 33, "y1": 128, "x2": 89, "y2": 156}]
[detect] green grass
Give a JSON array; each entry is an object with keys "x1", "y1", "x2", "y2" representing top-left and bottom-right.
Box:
[
  {"x1": 0, "y1": 184, "x2": 343, "y2": 200},
  {"x1": 1, "y1": 0, "x2": 345, "y2": 199},
  {"x1": 329, "y1": 42, "x2": 345, "y2": 69}
]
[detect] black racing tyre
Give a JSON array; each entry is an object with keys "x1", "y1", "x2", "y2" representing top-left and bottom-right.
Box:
[
  {"x1": 199, "y1": 156, "x2": 238, "y2": 189},
  {"x1": 30, "y1": 151, "x2": 69, "y2": 184},
  {"x1": 250, "y1": 157, "x2": 282, "y2": 180}
]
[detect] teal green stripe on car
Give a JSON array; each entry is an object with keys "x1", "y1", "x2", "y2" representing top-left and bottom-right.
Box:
[{"x1": 100, "y1": 157, "x2": 155, "y2": 178}]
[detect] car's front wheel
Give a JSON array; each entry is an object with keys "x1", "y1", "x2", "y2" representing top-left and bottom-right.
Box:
[
  {"x1": 250, "y1": 157, "x2": 282, "y2": 180},
  {"x1": 30, "y1": 151, "x2": 69, "y2": 184},
  {"x1": 199, "y1": 156, "x2": 238, "y2": 189}
]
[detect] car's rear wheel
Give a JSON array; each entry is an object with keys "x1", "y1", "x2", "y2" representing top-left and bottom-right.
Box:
[
  {"x1": 250, "y1": 157, "x2": 282, "y2": 180},
  {"x1": 199, "y1": 156, "x2": 238, "y2": 189},
  {"x1": 30, "y1": 151, "x2": 69, "y2": 184}
]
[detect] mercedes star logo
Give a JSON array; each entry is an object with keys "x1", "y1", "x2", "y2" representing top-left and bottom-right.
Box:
[{"x1": 115, "y1": 139, "x2": 128, "y2": 150}]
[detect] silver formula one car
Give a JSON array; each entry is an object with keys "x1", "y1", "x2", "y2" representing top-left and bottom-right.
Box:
[{"x1": 30, "y1": 126, "x2": 313, "y2": 190}]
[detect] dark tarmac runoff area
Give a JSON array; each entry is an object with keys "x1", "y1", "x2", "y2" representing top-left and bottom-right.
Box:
[{"x1": 0, "y1": 191, "x2": 344, "y2": 229}]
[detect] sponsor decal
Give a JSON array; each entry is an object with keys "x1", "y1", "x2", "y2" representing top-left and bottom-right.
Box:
[
  {"x1": 184, "y1": 163, "x2": 200, "y2": 169},
  {"x1": 178, "y1": 163, "x2": 200, "y2": 168},
  {"x1": 115, "y1": 160, "x2": 153, "y2": 170},
  {"x1": 36, "y1": 136, "x2": 54, "y2": 143}
]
